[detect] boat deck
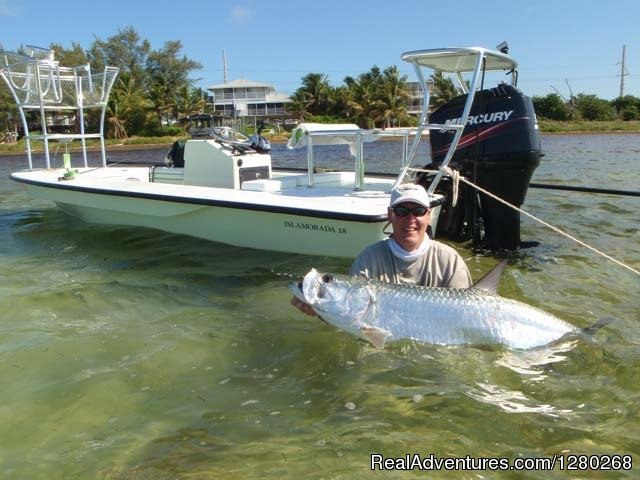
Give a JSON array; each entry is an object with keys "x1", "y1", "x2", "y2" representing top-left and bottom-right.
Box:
[{"x1": 11, "y1": 167, "x2": 396, "y2": 218}]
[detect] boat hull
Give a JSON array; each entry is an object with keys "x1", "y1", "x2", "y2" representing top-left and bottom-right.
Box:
[{"x1": 19, "y1": 180, "x2": 391, "y2": 258}]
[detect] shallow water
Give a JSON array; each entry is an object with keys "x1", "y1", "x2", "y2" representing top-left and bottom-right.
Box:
[{"x1": 1, "y1": 134, "x2": 639, "y2": 479}]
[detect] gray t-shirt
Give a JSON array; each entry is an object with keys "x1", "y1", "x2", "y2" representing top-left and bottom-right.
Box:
[{"x1": 349, "y1": 239, "x2": 472, "y2": 288}]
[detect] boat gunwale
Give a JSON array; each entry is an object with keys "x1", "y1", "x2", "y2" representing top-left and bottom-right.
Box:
[{"x1": 10, "y1": 173, "x2": 391, "y2": 223}]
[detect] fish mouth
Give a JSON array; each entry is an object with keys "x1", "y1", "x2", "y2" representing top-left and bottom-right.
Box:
[
  {"x1": 289, "y1": 268, "x2": 326, "y2": 307},
  {"x1": 288, "y1": 280, "x2": 307, "y2": 304}
]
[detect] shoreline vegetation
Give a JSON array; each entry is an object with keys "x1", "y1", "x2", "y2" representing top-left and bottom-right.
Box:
[
  {"x1": 2, "y1": 121, "x2": 640, "y2": 155},
  {"x1": 3, "y1": 29, "x2": 639, "y2": 159}
]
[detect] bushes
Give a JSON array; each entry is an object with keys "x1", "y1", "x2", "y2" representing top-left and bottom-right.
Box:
[
  {"x1": 139, "y1": 124, "x2": 185, "y2": 137},
  {"x1": 538, "y1": 119, "x2": 640, "y2": 132},
  {"x1": 534, "y1": 93, "x2": 640, "y2": 122},
  {"x1": 533, "y1": 94, "x2": 571, "y2": 120}
]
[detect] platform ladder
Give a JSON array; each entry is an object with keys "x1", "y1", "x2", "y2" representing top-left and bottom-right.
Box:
[
  {"x1": 0, "y1": 45, "x2": 118, "y2": 169},
  {"x1": 393, "y1": 48, "x2": 510, "y2": 195}
]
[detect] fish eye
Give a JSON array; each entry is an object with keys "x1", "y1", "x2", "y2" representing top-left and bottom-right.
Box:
[
  {"x1": 297, "y1": 282, "x2": 303, "y2": 290},
  {"x1": 322, "y1": 274, "x2": 333, "y2": 283}
]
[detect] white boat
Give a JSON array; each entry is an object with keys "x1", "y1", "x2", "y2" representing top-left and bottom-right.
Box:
[{"x1": 3, "y1": 44, "x2": 541, "y2": 257}]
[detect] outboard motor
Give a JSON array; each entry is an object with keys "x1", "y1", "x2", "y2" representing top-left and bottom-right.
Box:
[
  {"x1": 248, "y1": 134, "x2": 271, "y2": 154},
  {"x1": 165, "y1": 140, "x2": 186, "y2": 167},
  {"x1": 248, "y1": 121, "x2": 271, "y2": 154},
  {"x1": 422, "y1": 84, "x2": 542, "y2": 249}
]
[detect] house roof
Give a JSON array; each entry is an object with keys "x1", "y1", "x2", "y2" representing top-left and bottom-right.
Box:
[
  {"x1": 207, "y1": 79, "x2": 276, "y2": 90},
  {"x1": 268, "y1": 92, "x2": 292, "y2": 103}
]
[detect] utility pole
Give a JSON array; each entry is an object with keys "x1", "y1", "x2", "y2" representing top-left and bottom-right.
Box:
[
  {"x1": 222, "y1": 50, "x2": 228, "y2": 84},
  {"x1": 618, "y1": 44, "x2": 629, "y2": 97}
]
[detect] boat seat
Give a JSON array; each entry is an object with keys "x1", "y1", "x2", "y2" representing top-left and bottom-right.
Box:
[{"x1": 241, "y1": 176, "x2": 298, "y2": 192}]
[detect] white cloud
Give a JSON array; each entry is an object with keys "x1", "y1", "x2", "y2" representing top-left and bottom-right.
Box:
[{"x1": 230, "y1": 6, "x2": 252, "y2": 23}]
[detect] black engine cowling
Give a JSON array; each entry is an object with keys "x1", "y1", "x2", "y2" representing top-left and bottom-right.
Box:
[
  {"x1": 421, "y1": 84, "x2": 542, "y2": 249},
  {"x1": 165, "y1": 140, "x2": 186, "y2": 167}
]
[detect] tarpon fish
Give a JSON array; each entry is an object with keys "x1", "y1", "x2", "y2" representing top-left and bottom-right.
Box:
[{"x1": 289, "y1": 261, "x2": 581, "y2": 350}]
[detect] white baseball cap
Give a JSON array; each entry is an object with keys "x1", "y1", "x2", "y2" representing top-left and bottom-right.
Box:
[{"x1": 390, "y1": 183, "x2": 432, "y2": 208}]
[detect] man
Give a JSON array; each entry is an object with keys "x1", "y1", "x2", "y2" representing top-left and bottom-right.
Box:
[{"x1": 292, "y1": 183, "x2": 472, "y2": 316}]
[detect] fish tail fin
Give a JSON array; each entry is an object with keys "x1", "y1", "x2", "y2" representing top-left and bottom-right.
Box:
[{"x1": 582, "y1": 317, "x2": 614, "y2": 336}]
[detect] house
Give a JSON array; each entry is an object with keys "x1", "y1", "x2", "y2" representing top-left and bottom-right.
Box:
[
  {"x1": 207, "y1": 79, "x2": 292, "y2": 121},
  {"x1": 406, "y1": 80, "x2": 435, "y2": 116}
]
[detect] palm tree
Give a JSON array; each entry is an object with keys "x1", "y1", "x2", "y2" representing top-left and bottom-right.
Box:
[
  {"x1": 328, "y1": 85, "x2": 350, "y2": 119},
  {"x1": 430, "y1": 71, "x2": 461, "y2": 108},
  {"x1": 107, "y1": 73, "x2": 152, "y2": 136},
  {"x1": 374, "y1": 66, "x2": 410, "y2": 128},
  {"x1": 107, "y1": 103, "x2": 128, "y2": 140},
  {"x1": 298, "y1": 73, "x2": 332, "y2": 115},
  {"x1": 288, "y1": 90, "x2": 313, "y2": 121},
  {"x1": 344, "y1": 73, "x2": 383, "y2": 128}
]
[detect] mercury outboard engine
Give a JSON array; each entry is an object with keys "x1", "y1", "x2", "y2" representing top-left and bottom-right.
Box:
[
  {"x1": 165, "y1": 140, "x2": 186, "y2": 167},
  {"x1": 422, "y1": 84, "x2": 542, "y2": 249}
]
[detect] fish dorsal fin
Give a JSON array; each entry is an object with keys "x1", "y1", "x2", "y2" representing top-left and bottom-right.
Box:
[{"x1": 472, "y1": 260, "x2": 508, "y2": 294}]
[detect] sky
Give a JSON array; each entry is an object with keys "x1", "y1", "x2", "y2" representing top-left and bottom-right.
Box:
[{"x1": 1, "y1": 0, "x2": 638, "y2": 100}]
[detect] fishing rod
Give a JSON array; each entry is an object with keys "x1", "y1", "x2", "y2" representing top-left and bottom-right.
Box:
[{"x1": 529, "y1": 183, "x2": 640, "y2": 197}]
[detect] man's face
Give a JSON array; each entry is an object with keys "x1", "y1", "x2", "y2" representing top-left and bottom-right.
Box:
[{"x1": 388, "y1": 202, "x2": 431, "y2": 251}]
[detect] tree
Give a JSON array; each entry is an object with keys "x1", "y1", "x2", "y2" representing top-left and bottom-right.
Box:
[
  {"x1": 328, "y1": 85, "x2": 349, "y2": 119},
  {"x1": 344, "y1": 70, "x2": 383, "y2": 128},
  {"x1": 88, "y1": 27, "x2": 153, "y2": 134},
  {"x1": 373, "y1": 66, "x2": 410, "y2": 128},
  {"x1": 88, "y1": 26, "x2": 150, "y2": 79},
  {"x1": 574, "y1": 94, "x2": 615, "y2": 121},
  {"x1": 49, "y1": 42, "x2": 88, "y2": 66},
  {"x1": 189, "y1": 87, "x2": 209, "y2": 115},
  {"x1": 611, "y1": 95, "x2": 640, "y2": 120},
  {"x1": 621, "y1": 105, "x2": 639, "y2": 121},
  {"x1": 145, "y1": 40, "x2": 202, "y2": 125},
  {"x1": 532, "y1": 93, "x2": 571, "y2": 120},
  {"x1": 430, "y1": 71, "x2": 460, "y2": 108},
  {"x1": 108, "y1": 72, "x2": 152, "y2": 137},
  {"x1": 288, "y1": 90, "x2": 313, "y2": 121},
  {"x1": 296, "y1": 73, "x2": 332, "y2": 115},
  {"x1": 0, "y1": 82, "x2": 19, "y2": 142}
]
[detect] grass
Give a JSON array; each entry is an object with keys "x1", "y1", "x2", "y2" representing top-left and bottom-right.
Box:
[
  {"x1": 538, "y1": 120, "x2": 640, "y2": 133},
  {"x1": 0, "y1": 135, "x2": 187, "y2": 154}
]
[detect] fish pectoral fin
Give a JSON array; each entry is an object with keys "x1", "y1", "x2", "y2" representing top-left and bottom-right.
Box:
[{"x1": 360, "y1": 326, "x2": 392, "y2": 349}]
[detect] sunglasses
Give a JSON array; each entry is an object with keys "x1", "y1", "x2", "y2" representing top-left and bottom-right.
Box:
[{"x1": 392, "y1": 206, "x2": 429, "y2": 217}]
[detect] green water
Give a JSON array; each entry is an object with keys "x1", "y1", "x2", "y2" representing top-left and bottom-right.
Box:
[{"x1": 1, "y1": 134, "x2": 639, "y2": 479}]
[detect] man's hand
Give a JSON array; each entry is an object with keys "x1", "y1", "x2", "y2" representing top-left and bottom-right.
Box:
[{"x1": 291, "y1": 297, "x2": 317, "y2": 317}]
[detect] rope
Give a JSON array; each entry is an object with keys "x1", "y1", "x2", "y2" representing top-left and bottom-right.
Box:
[
  {"x1": 456, "y1": 175, "x2": 640, "y2": 277},
  {"x1": 405, "y1": 164, "x2": 639, "y2": 275},
  {"x1": 406, "y1": 165, "x2": 462, "y2": 207},
  {"x1": 445, "y1": 167, "x2": 460, "y2": 207}
]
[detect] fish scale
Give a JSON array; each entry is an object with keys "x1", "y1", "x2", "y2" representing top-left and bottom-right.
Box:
[
  {"x1": 290, "y1": 266, "x2": 579, "y2": 349},
  {"x1": 375, "y1": 283, "x2": 575, "y2": 347}
]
